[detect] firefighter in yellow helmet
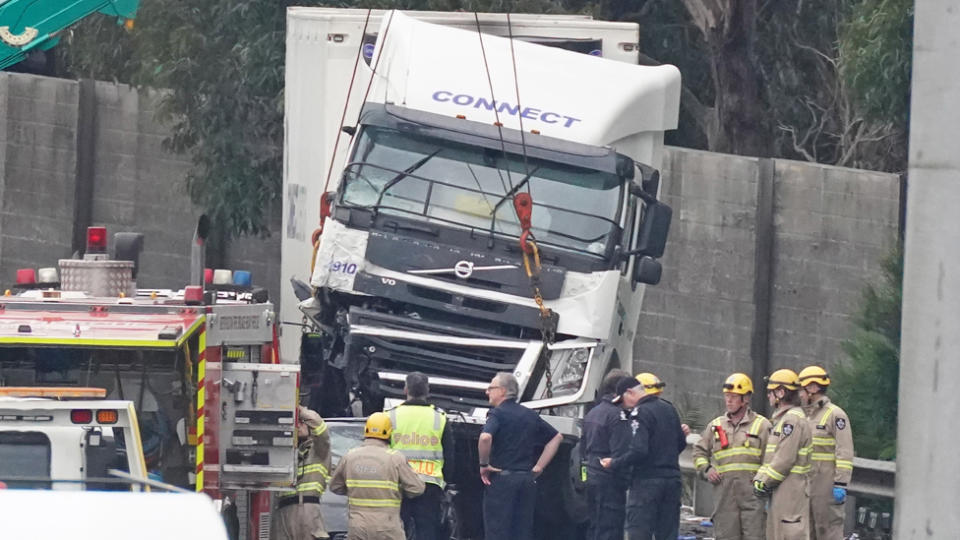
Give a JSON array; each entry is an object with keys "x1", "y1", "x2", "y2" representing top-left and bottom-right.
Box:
[
  {"x1": 799, "y1": 365, "x2": 854, "y2": 540},
  {"x1": 635, "y1": 372, "x2": 666, "y2": 395},
  {"x1": 692, "y1": 374, "x2": 771, "y2": 540},
  {"x1": 329, "y1": 412, "x2": 425, "y2": 540},
  {"x1": 272, "y1": 406, "x2": 331, "y2": 540},
  {"x1": 753, "y1": 369, "x2": 813, "y2": 540}
]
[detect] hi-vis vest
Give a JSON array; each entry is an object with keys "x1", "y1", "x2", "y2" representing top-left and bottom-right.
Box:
[{"x1": 389, "y1": 404, "x2": 446, "y2": 488}]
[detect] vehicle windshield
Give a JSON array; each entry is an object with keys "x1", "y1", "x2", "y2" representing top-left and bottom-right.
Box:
[
  {"x1": 328, "y1": 422, "x2": 364, "y2": 466},
  {"x1": 340, "y1": 126, "x2": 624, "y2": 257}
]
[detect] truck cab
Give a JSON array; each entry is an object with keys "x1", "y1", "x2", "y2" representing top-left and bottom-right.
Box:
[{"x1": 283, "y1": 9, "x2": 680, "y2": 536}]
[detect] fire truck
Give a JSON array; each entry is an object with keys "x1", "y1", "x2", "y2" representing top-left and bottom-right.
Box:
[{"x1": 0, "y1": 222, "x2": 299, "y2": 540}]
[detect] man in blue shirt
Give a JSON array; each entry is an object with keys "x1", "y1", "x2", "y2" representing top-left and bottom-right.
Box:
[{"x1": 478, "y1": 372, "x2": 563, "y2": 540}]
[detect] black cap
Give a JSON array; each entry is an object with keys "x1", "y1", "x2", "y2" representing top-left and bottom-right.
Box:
[{"x1": 611, "y1": 376, "x2": 642, "y2": 404}]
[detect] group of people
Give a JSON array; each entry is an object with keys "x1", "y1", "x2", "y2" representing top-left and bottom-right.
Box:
[
  {"x1": 583, "y1": 365, "x2": 853, "y2": 540},
  {"x1": 692, "y1": 366, "x2": 854, "y2": 540},
  {"x1": 271, "y1": 365, "x2": 852, "y2": 540},
  {"x1": 271, "y1": 370, "x2": 561, "y2": 540}
]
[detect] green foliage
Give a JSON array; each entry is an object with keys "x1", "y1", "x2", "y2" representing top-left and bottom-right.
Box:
[
  {"x1": 832, "y1": 245, "x2": 902, "y2": 460},
  {"x1": 840, "y1": 0, "x2": 914, "y2": 126}
]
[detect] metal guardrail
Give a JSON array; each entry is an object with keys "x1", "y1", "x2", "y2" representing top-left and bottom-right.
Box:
[{"x1": 679, "y1": 435, "x2": 896, "y2": 513}]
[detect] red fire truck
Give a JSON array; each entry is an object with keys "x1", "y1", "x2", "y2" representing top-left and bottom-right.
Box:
[{"x1": 0, "y1": 222, "x2": 299, "y2": 540}]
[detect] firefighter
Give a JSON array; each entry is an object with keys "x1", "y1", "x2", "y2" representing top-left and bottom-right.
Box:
[
  {"x1": 752, "y1": 369, "x2": 813, "y2": 540},
  {"x1": 272, "y1": 406, "x2": 332, "y2": 540},
  {"x1": 798, "y1": 365, "x2": 854, "y2": 540},
  {"x1": 479, "y1": 372, "x2": 563, "y2": 540},
  {"x1": 603, "y1": 374, "x2": 687, "y2": 540},
  {"x1": 329, "y1": 412, "x2": 426, "y2": 540},
  {"x1": 692, "y1": 373, "x2": 772, "y2": 540},
  {"x1": 581, "y1": 370, "x2": 632, "y2": 540},
  {"x1": 388, "y1": 371, "x2": 454, "y2": 540}
]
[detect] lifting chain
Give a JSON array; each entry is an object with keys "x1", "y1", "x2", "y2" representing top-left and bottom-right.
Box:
[{"x1": 515, "y1": 194, "x2": 559, "y2": 398}]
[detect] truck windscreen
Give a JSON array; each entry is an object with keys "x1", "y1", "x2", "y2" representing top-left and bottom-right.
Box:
[{"x1": 341, "y1": 126, "x2": 623, "y2": 257}]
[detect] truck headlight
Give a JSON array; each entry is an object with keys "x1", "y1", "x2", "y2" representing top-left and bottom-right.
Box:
[{"x1": 547, "y1": 347, "x2": 592, "y2": 397}]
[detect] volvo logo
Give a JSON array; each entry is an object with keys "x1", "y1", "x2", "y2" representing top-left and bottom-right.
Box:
[
  {"x1": 454, "y1": 260, "x2": 474, "y2": 279},
  {"x1": 409, "y1": 262, "x2": 518, "y2": 277}
]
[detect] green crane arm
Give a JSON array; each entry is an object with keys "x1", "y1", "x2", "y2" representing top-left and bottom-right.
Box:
[{"x1": 0, "y1": 0, "x2": 139, "y2": 70}]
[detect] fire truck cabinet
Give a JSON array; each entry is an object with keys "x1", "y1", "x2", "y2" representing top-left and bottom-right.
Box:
[{"x1": 215, "y1": 363, "x2": 299, "y2": 489}]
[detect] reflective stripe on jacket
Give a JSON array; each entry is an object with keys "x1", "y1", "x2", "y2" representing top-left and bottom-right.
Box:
[
  {"x1": 328, "y1": 439, "x2": 426, "y2": 514},
  {"x1": 805, "y1": 396, "x2": 855, "y2": 484},
  {"x1": 389, "y1": 404, "x2": 446, "y2": 487},
  {"x1": 693, "y1": 409, "x2": 771, "y2": 476},
  {"x1": 280, "y1": 415, "x2": 332, "y2": 499},
  {"x1": 754, "y1": 406, "x2": 813, "y2": 488}
]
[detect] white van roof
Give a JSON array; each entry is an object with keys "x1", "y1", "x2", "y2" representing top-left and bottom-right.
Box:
[{"x1": 0, "y1": 490, "x2": 228, "y2": 540}]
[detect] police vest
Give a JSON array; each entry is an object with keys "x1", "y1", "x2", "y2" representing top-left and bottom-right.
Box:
[{"x1": 389, "y1": 404, "x2": 446, "y2": 487}]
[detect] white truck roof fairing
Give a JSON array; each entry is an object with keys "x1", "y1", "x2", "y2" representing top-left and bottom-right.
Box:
[{"x1": 367, "y1": 11, "x2": 680, "y2": 150}]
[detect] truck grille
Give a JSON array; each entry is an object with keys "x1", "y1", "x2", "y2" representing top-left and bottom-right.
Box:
[
  {"x1": 355, "y1": 334, "x2": 522, "y2": 381},
  {"x1": 345, "y1": 307, "x2": 526, "y2": 408}
]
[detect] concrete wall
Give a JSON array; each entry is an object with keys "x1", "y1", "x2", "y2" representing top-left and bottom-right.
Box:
[
  {"x1": 636, "y1": 148, "x2": 900, "y2": 419},
  {"x1": 0, "y1": 73, "x2": 900, "y2": 422},
  {"x1": 0, "y1": 73, "x2": 79, "y2": 273}
]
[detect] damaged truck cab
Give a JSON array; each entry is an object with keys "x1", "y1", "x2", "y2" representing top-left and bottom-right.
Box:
[{"x1": 282, "y1": 9, "x2": 680, "y2": 535}]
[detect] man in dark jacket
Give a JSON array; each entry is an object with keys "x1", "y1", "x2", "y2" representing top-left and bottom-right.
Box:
[
  {"x1": 603, "y1": 375, "x2": 687, "y2": 540},
  {"x1": 581, "y1": 370, "x2": 631, "y2": 540}
]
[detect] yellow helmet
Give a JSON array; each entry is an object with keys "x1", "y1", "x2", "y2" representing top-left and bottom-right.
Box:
[
  {"x1": 635, "y1": 372, "x2": 665, "y2": 395},
  {"x1": 765, "y1": 369, "x2": 800, "y2": 391},
  {"x1": 364, "y1": 412, "x2": 392, "y2": 440},
  {"x1": 722, "y1": 373, "x2": 754, "y2": 395},
  {"x1": 798, "y1": 365, "x2": 830, "y2": 388}
]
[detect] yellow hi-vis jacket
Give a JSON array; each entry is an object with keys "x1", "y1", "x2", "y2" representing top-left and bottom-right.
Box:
[{"x1": 389, "y1": 403, "x2": 447, "y2": 488}]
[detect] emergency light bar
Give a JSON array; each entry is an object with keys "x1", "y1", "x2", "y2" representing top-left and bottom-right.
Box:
[{"x1": 0, "y1": 387, "x2": 107, "y2": 399}]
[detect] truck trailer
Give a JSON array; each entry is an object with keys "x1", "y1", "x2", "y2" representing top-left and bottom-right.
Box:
[{"x1": 282, "y1": 9, "x2": 681, "y2": 537}]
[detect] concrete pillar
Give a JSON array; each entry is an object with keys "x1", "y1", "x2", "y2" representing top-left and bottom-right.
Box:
[{"x1": 895, "y1": 2, "x2": 960, "y2": 537}]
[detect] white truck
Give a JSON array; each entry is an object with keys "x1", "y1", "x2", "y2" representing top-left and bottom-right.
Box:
[{"x1": 282, "y1": 8, "x2": 680, "y2": 537}]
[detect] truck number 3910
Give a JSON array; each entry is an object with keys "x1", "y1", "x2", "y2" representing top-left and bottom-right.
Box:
[{"x1": 330, "y1": 261, "x2": 358, "y2": 274}]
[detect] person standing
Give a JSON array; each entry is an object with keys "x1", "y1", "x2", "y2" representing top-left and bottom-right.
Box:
[
  {"x1": 581, "y1": 370, "x2": 632, "y2": 540},
  {"x1": 478, "y1": 372, "x2": 563, "y2": 540},
  {"x1": 603, "y1": 374, "x2": 687, "y2": 540},
  {"x1": 388, "y1": 371, "x2": 454, "y2": 540},
  {"x1": 272, "y1": 406, "x2": 332, "y2": 540},
  {"x1": 329, "y1": 412, "x2": 425, "y2": 540},
  {"x1": 752, "y1": 369, "x2": 813, "y2": 540},
  {"x1": 798, "y1": 365, "x2": 854, "y2": 540},
  {"x1": 692, "y1": 373, "x2": 772, "y2": 540}
]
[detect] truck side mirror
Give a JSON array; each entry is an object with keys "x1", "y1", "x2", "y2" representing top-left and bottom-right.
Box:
[
  {"x1": 341, "y1": 125, "x2": 356, "y2": 137},
  {"x1": 633, "y1": 256, "x2": 662, "y2": 285},
  {"x1": 635, "y1": 202, "x2": 672, "y2": 258},
  {"x1": 634, "y1": 163, "x2": 660, "y2": 199}
]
